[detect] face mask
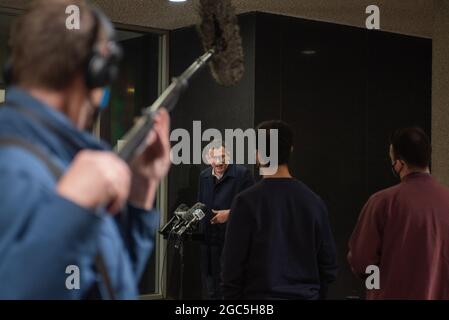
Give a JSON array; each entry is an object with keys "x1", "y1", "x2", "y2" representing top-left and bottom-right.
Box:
[
  {"x1": 391, "y1": 160, "x2": 402, "y2": 179},
  {"x1": 99, "y1": 86, "x2": 111, "y2": 110},
  {"x1": 86, "y1": 87, "x2": 110, "y2": 131}
]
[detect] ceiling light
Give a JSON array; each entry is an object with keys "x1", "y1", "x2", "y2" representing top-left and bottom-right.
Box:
[
  {"x1": 301, "y1": 50, "x2": 317, "y2": 55},
  {"x1": 169, "y1": 0, "x2": 187, "y2": 2}
]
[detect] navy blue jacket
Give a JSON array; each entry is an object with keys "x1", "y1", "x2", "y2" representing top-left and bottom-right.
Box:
[
  {"x1": 222, "y1": 178, "x2": 338, "y2": 299},
  {"x1": 0, "y1": 87, "x2": 159, "y2": 299},
  {"x1": 198, "y1": 164, "x2": 254, "y2": 246}
]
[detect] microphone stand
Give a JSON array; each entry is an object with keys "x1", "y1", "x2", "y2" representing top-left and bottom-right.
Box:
[
  {"x1": 172, "y1": 216, "x2": 202, "y2": 300},
  {"x1": 161, "y1": 216, "x2": 193, "y2": 300},
  {"x1": 178, "y1": 237, "x2": 185, "y2": 300}
]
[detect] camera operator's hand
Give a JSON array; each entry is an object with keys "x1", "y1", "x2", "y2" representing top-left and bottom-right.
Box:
[
  {"x1": 57, "y1": 150, "x2": 131, "y2": 214},
  {"x1": 128, "y1": 108, "x2": 171, "y2": 210}
]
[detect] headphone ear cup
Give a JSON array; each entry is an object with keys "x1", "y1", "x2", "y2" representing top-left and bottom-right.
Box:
[
  {"x1": 86, "y1": 51, "x2": 108, "y2": 89},
  {"x1": 3, "y1": 59, "x2": 13, "y2": 86},
  {"x1": 85, "y1": 7, "x2": 122, "y2": 89},
  {"x1": 86, "y1": 50, "x2": 120, "y2": 89}
]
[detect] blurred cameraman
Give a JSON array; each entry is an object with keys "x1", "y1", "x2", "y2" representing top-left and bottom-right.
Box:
[{"x1": 0, "y1": 0, "x2": 170, "y2": 299}]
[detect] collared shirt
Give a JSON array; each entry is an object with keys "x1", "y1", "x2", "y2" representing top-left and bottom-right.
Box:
[
  {"x1": 349, "y1": 172, "x2": 449, "y2": 299},
  {"x1": 211, "y1": 167, "x2": 224, "y2": 181},
  {"x1": 0, "y1": 87, "x2": 159, "y2": 299},
  {"x1": 211, "y1": 166, "x2": 228, "y2": 184}
]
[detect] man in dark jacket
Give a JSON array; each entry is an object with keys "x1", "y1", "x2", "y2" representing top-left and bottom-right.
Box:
[
  {"x1": 0, "y1": 0, "x2": 171, "y2": 299},
  {"x1": 198, "y1": 143, "x2": 254, "y2": 299},
  {"x1": 222, "y1": 120, "x2": 338, "y2": 299}
]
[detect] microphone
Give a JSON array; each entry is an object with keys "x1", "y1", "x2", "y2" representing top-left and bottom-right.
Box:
[
  {"x1": 181, "y1": 202, "x2": 207, "y2": 221},
  {"x1": 159, "y1": 203, "x2": 189, "y2": 237},
  {"x1": 198, "y1": 0, "x2": 244, "y2": 86},
  {"x1": 174, "y1": 203, "x2": 190, "y2": 219},
  {"x1": 115, "y1": 0, "x2": 244, "y2": 162},
  {"x1": 176, "y1": 202, "x2": 207, "y2": 237}
]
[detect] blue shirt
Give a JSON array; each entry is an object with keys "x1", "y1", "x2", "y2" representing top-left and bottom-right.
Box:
[{"x1": 0, "y1": 87, "x2": 159, "y2": 299}]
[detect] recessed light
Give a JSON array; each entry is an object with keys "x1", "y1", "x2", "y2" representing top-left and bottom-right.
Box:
[
  {"x1": 300, "y1": 50, "x2": 317, "y2": 55},
  {"x1": 169, "y1": 0, "x2": 187, "y2": 2},
  {"x1": 127, "y1": 87, "x2": 135, "y2": 94}
]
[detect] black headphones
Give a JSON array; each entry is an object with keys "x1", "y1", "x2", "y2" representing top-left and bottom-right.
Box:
[{"x1": 2, "y1": 6, "x2": 122, "y2": 89}]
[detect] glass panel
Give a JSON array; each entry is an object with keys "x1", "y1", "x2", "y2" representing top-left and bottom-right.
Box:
[
  {"x1": 100, "y1": 30, "x2": 160, "y2": 147},
  {"x1": 0, "y1": 13, "x2": 15, "y2": 90},
  {"x1": 99, "y1": 29, "x2": 163, "y2": 296}
]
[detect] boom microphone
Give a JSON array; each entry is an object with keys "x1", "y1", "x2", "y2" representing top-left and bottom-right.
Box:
[
  {"x1": 116, "y1": 0, "x2": 244, "y2": 162},
  {"x1": 197, "y1": 0, "x2": 244, "y2": 86}
]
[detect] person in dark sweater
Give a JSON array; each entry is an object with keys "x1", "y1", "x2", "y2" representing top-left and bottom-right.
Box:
[{"x1": 222, "y1": 120, "x2": 338, "y2": 299}]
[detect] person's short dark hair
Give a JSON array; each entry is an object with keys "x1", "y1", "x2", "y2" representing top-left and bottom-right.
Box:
[
  {"x1": 9, "y1": 0, "x2": 96, "y2": 90},
  {"x1": 390, "y1": 127, "x2": 431, "y2": 168},
  {"x1": 257, "y1": 120, "x2": 294, "y2": 165}
]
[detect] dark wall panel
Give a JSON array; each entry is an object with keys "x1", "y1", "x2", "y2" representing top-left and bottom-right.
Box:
[
  {"x1": 274, "y1": 14, "x2": 367, "y2": 298},
  {"x1": 364, "y1": 32, "x2": 432, "y2": 195},
  {"x1": 167, "y1": 11, "x2": 431, "y2": 300},
  {"x1": 168, "y1": 14, "x2": 256, "y2": 299},
  {"x1": 254, "y1": 13, "x2": 431, "y2": 299},
  {"x1": 254, "y1": 13, "x2": 282, "y2": 124}
]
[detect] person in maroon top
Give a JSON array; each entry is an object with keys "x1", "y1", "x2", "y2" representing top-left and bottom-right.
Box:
[{"x1": 348, "y1": 127, "x2": 449, "y2": 300}]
